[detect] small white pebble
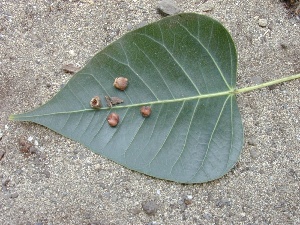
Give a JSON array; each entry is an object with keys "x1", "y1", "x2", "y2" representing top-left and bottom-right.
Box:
[
  {"x1": 156, "y1": 190, "x2": 161, "y2": 195},
  {"x1": 28, "y1": 136, "x2": 33, "y2": 142},
  {"x1": 5, "y1": 125, "x2": 9, "y2": 130},
  {"x1": 94, "y1": 164, "x2": 101, "y2": 171},
  {"x1": 186, "y1": 195, "x2": 193, "y2": 200},
  {"x1": 34, "y1": 140, "x2": 39, "y2": 146},
  {"x1": 258, "y1": 18, "x2": 268, "y2": 27},
  {"x1": 69, "y1": 50, "x2": 76, "y2": 56}
]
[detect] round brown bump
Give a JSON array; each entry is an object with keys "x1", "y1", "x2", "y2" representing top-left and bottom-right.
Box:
[
  {"x1": 140, "y1": 106, "x2": 151, "y2": 118},
  {"x1": 107, "y1": 112, "x2": 120, "y2": 127},
  {"x1": 90, "y1": 96, "x2": 101, "y2": 109},
  {"x1": 113, "y1": 77, "x2": 128, "y2": 91}
]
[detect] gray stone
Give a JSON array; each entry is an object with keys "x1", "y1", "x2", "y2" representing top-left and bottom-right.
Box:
[
  {"x1": 142, "y1": 200, "x2": 159, "y2": 215},
  {"x1": 42, "y1": 170, "x2": 51, "y2": 178},
  {"x1": 10, "y1": 192, "x2": 19, "y2": 198},
  {"x1": 248, "y1": 137, "x2": 258, "y2": 146},
  {"x1": 250, "y1": 148, "x2": 260, "y2": 159},
  {"x1": 2, "y1": 178, "x2": 10, "y2": 187},
  {"x1": 200, "y1": 2, "x2": 215, "y2": 12},
  {"x1": 216, "y1": 199, "x2": 231, "y2": 208},
  {"x1": 258, "y1": 18, "x2": 268, "y2": 27},
  {"x1": 136, "y1": 20, "x2": 148, "y2": 29},
  {"x1": 250, "y1": 76, "x2": 263, "y2": 85},
  {"x1": 29, "y1": 146, "x2": 38, "y2": 154},
  {"x1": 203, "y1": 212, "x2": 212, "y2": 220},
  {"x1": 157, "y1": 0, "x2": 180, "y2": 15},
  {"x1": 131, "y1": 207, "x2": 141, "y2": 215}
]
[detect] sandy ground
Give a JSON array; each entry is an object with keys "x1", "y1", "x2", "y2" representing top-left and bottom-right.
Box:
[{"x1": 0, "y1": 0, "x2": 299, "y2": 224}]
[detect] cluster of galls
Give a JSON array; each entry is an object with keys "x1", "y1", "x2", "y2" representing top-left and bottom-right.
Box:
[{"x1": 90, "y1": 77, "x2": 152, "y2": 127}]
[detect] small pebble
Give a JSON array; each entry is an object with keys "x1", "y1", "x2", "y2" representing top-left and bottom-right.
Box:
[
  {"x1": 43, "y1": 170, "x2": 51, "y2": 178},
  {"x1": 157, "y1": 0, "x2": 180, "y2": 15},
  {"x1": 98, "y1": 182, "x2": 106, "y2": 189},
  {"x1": 103, "y1": 192, "x2": 110, "y2": 198},
  {"x1": 111, "y1": 195, "x2": 118, "y2": 202},
  {"x1": 20, "y1": 143, "x2": 33, "y2": 154},
  {"x1": 248, "y1": 137, "x2": 257, "y2": 146},
  {"x1": 250, "y1": 76, "x2": 263, "y2": 85},
  {"x1": 94, "y1": 164, "x2": 101, "y2": 171},
  {"x1": 127, "y1": 23, "x2": 133, "y2": 30},
  {"x1": 203, "y1": 212, "x2": 212, "y2": 220},
  {"x1": 200, "y1": 2, "x2": 215, "y2": 12},
  {"x1": 39, "y1": 152, "x2": 47, "y2": 160},
  {"x1": 2, "y1": 178, "x2": 10, "y2": 189},
  {"x1": 216, "y1": 199, "x2": 231, "y2": 208},
  {"x1": 10, "y1": 193, "x2": 19, "y2": 198},
  {"x1": 268, "y1": 84, "x2": 278, "y2": 90},
  {"x1": 69, "y1": 50, "x2": 76, "y2": 56},
  {"x1": 62, "y1": 63, "x2": 80, "y2": 74},
  {"x1": 136, "y1": 20, "x2": 148, "y2": 29},
  {"x1": 258, "y1": 18, "x2": 268, "y2": 27},
  {"x1": 280, "y1": 43, "x2": 288, "y2": 49},
  {"x1": 19, "y1": 137, "x2": 26, "y2": 146},
  {"x1": 28, "y1": 136, "x2": 33, "y2": 142},
  {"x1": 250, "y1": 148, "x2": 260, "y2": 159},
  {"x1": 0, "y1": 151, "x2": 5, "y2": 161},
  {"x1": 142, "y1": 200, "x2": 159, "y2": 215},
  {"x1": 29, "y1": 146, "x2": 38, "y2": 154},
  {"x1": 183, "y1": 195, "x2": 193, "y2": 205},
  {"x1": 147, "y1": 222, "x2": 157, "y2": 225},
  {"x1": 131, "y1": 207, "x2": 142, "y2": 215}
]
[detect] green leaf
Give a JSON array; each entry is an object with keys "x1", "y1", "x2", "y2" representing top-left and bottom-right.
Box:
[{"x1": 10, "y1": 13, "x2": 243, "y2": 183}]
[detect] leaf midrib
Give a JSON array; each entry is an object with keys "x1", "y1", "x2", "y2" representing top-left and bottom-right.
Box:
[{"x1": 10, "y1": 90, "x2": 235, "y2": 119}]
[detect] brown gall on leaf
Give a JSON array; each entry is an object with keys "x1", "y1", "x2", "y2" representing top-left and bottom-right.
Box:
[
  {"x1": 105, "y1": 96, "x2": 113, "y2": 107},
  {"x1": 113, "y1": 77, "x2": 128, "y2": 91},
  {"x1": 90, "y1": 96, "x2": 101, "y2": 109},
  {"x1": 107, "y1": 112, "x2": 120, "y2": 127},
  {"x1": 105, "y1": 96, "x2": 124, "y2": 107},
  {"x1": 110, "y1": 96, "x2": 124, "y2": 105},
  {"x1": 140, "y1": 106, "x2": 152, "y2": 118}
]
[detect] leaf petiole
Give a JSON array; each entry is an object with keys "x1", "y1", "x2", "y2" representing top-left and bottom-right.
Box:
[{"x1": 234, "y1": 73, "x2": 300, "y2": 94}]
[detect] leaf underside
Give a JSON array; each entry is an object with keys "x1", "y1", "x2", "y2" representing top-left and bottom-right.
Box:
[{"x1": 11, "y1": 13, "x2": 243, "y2": 183}]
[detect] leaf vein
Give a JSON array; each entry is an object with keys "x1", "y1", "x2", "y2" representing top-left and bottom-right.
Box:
[
  {"x1": 170, "y1": 99, "x2": 200, "y2": 174},
  {"x1": 177, "y1": 21, "x2": 231, "y2": 90},
  {"x1": 189, "y1": 96, "x2": 230, "y2": 182},
  {"x1": 103, "y1": 49, "x2": 159, "y2": 100},
  {"x1": 133, "y1": 42, "x2": 175, "y2": 99},
  {"x1": 148, "y1": 101, "x2": 185, "y2": 168},
  {"x1": 136, "y1": 33, "x2": 202, "y2": 95}
]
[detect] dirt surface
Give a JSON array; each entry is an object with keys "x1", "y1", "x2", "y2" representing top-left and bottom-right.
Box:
[{"x1": 0, "y1": 0, "x2": 299, "y2": 224}]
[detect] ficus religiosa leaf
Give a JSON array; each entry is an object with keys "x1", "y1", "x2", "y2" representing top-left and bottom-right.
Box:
[{"x1": 10, "y1": 13, "x2": 300, "y2": 183}]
